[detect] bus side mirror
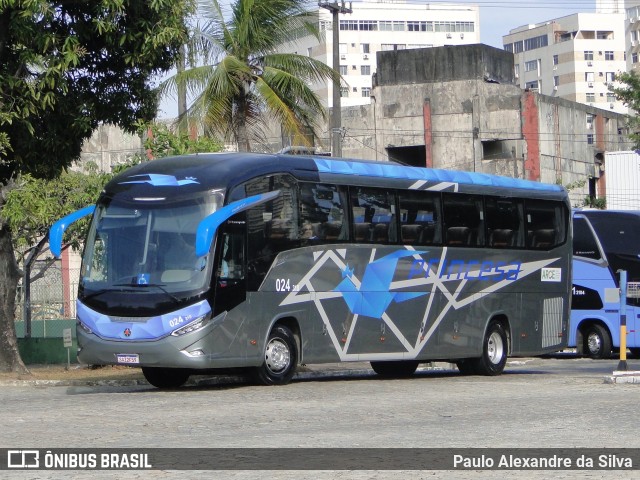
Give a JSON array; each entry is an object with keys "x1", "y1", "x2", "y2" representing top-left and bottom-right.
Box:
[
  {"x1": 49, "y1": 205, "x2": 96, "y2": 258},
  {"x1": 195, "y1": 190, "x2": 280, "y2": 257}
]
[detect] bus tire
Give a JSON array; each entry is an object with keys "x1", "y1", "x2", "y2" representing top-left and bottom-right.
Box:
[
  {"x1": 473, "y1": 321, "x2": 508, "y2": 376},
  {"x1": 370, "y1": 360, "x2": 419, "y2": 377},
  {"x1": 142, "y1": 367, "x2": 190, "y2": 389},
  {"x1": 584, "y1": 324, "x2": 611, "y2": 359},
  {"x1": 253, "y1": 325, "x2": 298, "y2": 386}
]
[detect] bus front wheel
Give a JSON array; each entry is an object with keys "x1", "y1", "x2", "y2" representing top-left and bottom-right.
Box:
[
  {"x1": 584, "y1": 324, "x2": 611, "y2": 359},
  {"x1": 253, "y1": 325, "x2": 298, "y2": 386},
  {"x1": 142, "y1": 367, "x2": 190, "y2": 389}
]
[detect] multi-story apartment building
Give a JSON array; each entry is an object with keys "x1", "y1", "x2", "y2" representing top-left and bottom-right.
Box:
[
  {"x1": 503, "y1": 12, "x2": 627, "y2": 114},
  {"x1": 626, "y1": 0, "x2": 640, "y2": 73},
  {"x1": 280, "y1": 0, "x2": 480, "y2": 108}
]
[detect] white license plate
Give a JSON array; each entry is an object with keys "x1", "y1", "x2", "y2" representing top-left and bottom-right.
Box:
[{"x1": 116, "y1": 354, "x2": 140, "y2": 364}]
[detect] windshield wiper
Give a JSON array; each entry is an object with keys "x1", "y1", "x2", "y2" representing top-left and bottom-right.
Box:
[{"x1": 82, "y1": 286, "x2": 138, "y2": 300}]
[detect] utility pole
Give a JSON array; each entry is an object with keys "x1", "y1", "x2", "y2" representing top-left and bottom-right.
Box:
[{"x1": 319, "y1": 1, "x2": 352, "y2": 157}]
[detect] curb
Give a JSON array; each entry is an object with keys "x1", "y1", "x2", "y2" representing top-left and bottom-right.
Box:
[{"x1": 604, "y1": 370, "x2": 640, "y2": 384}]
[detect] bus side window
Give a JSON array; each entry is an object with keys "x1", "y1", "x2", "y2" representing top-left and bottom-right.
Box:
[
  {"x1": 350, "y1": 187, "x2": 396, "y2": 244},
  {"x1": 398, "y1": 190, "x2": 442, "y2": 246},
  {"x1": 485, "y1": 197, "x2": 524, "y2": 248},
  {"x1": 299, "y1": 183, "x2": 347, "y2": 244},
  {"x1": 525, "y1": 199, "x2": 566, "y2": 250},
  {"x1": 442, "y1": 193, "x2": 484, "y2": 247}
]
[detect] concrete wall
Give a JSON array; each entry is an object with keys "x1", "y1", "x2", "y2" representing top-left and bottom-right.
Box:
[{"x1": 338, "y1": 43, "x2": 633, "y2": 207}]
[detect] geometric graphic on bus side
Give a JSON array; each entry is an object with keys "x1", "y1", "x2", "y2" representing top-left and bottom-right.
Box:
[{"x1": 280, "y1": 247, "x2": 561, "y2": 361}]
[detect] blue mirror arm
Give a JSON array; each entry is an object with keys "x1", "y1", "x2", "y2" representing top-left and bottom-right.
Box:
[
  {"x1": 196, "y1": 190, "x2": 280, "y2": 257},
  {"x1": 49, "y1": 205, "x2": 96, "y2": 258}
]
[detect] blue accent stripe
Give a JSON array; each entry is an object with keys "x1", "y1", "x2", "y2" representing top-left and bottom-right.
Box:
[
  {"x1": 195, "y1": 190, "x2": 281, "y2": 257},
  {"x1": 313, "y1": 158, "x2": 564, "y2": 192},
  {"x1": 49, "y1": 205, "x2": 96, "y2": 258}
]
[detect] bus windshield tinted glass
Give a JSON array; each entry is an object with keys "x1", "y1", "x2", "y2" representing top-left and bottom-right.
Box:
[
  {"x1": 588, "y1": 213, "x2": 640, "y2": 282},
  {"x1": 80, "y1": 193, "x2": 222, "y2": 296}
]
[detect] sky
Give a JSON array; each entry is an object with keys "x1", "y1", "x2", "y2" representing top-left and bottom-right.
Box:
[{"x1": 157, "y1": 1, "x2": 599, "y2": 118}]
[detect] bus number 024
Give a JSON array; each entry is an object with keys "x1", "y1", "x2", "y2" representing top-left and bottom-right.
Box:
[{"x1": 275, "y1": 278, "x2": 298, "y2": 292}]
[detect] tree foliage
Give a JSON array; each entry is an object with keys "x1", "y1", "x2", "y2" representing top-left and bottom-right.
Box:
[
  {"x1": 161, "y1": 0, "x2": 340, "y2": 152},
  {"x1": 0, "y1": 0, "x2": 194, "y2": 373},
  {"x1": 138, "y1": 122, "x2": 224, "y2": 160},
  {"x1": 612, "y1": 71, "x2": 640, "y2": 148}
]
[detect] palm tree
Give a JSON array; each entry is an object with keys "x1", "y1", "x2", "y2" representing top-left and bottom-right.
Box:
[{"x1": 162, "y1": 0, "x2": 340, "y2": 152}]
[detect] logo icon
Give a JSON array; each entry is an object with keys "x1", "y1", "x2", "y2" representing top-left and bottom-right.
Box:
[
  {"x1": 7, "y1": 450, "x2": 39, "y2": 468},
  {"x1": 335, "y1": 250, "x2": 428, "y2": 319},
  {"x1": 121, "y1": 174, "x2": 199, "y2": 187},
  {"x1": 123, "y1": 328, "x2": 132, "y2": 337}
]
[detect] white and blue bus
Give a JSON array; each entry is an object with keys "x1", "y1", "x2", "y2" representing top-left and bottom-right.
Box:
[
  {"x1": 570, "y1": 210, "x2": 640, "y2": 359},
  {"x1": 51, "y1": 153, "x2": 572, "y2": 387}
]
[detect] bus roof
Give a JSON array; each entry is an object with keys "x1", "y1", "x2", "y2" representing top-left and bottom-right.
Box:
[{"x1": 105, "y1": 152, "x2": 567, "y2": 201}]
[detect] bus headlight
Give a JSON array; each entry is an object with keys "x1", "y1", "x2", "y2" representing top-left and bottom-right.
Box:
[
  {"x1": 77, "y1": 317, "x2": 93, "y2": 334},
  {"x1": 171, "y1": 314, "x2": 211, "y2": 337}
]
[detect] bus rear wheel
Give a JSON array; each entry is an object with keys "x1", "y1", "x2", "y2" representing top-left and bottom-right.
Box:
[
  {"x1": 462, "y1": 322, "x2": 508, "y2": 376},
  {"x1": 584, "y1": 324, "x2": 611, "y2": 359},
  {"x1": 142, "y1": 367, "x2": 190, "y2": 389},
  {"x1": 253, "y1": 325, "x2": 298, "y2": 386},
  {"x1": 370, "y1": 360, "x2": 419, "y2": 377}
]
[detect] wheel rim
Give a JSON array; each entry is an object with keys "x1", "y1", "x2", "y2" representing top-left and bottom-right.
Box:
[
  {"x1": 587, "y1": 332, "x2": 601, "y2": 355},
  {"x1": 487, "y1": 331, "x2": 504, "y2": 365},
  {"x1": 265, "y1": 338, "x2": 290, "y2": 374}
]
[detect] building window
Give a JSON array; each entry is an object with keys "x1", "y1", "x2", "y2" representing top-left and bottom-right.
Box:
[
  {"x1": 513, "y1": 40, "x2": 523, "y2": 53},
  {"x1": 634, "y1": 52, "x2": 639, "y2": 64},
  {"x1": 605, "y1": 72, "x2": 615, "y2": 83},
  {"x1": 340, "y1": 20, "x2": 358, "y2": 31},
  {"x1": 587, "y1": 134, "x2": 594, "y2": 145},
  {"x1": 553, "y1": 54, "x2": 559, "y2": 65},
  {"x1": 361, "y1": 43, "x2": 370, "y2": 54},
  {"x1": 359, "y1": 20, "x2": 377, "y2": 31},
  {"x1": 407, "y1": 21, "x2": 427, "y2": 32},
  {"x1": 605, "y1": 51, "x2": 614, "y2": 61},
  {"x1": 307, "y1": 47, "x2": 312, "y2": 57},
  {"x1": 607, "y1": 92, "x2": 616, "y2": 102},
  {"x1": 381, "y1": 44, "x2": 406, "y2": 51},
  {"x1": 339, "y1": 43, "x2": 347, "y2": 54},
  {"x1": 525, "y1": 60, "x2": 538, "y2": 72},
  {"x1": 352, "y1": 87, "x2": 357, "y2": 93},
  {"x1": 339, "y1": 65, "x2": 347, "y2": 76},
  {"x1": 524, "y1": 35, "x2": 548, "y2": 51},
  {"x1": 585, "y1": 72, "x2": 595, "y2": 82},
  {"x1": 554, "y1": 76, "x2": 559, "y2": 87},
  {"x1": 393, "y1": 21, "x2": 405, "y2": 31},
  {"x1": 586, "y1": 93, "x2": 595, "y2": 102},
  {"x1": 361, "y1": 65, "x2": 371, "y2": 76},
  {"x1": 586, "y1": 113, "x2": 594, "y2": 127},
  {"x1": 362, "y1": 87, "x2": 371, "y2": 98},
  {"x1": 379, "y1": 21, "x2": 392, "y2": 31},
  {"x1": 584, "y1": 51, "x2": 594, "y2": 61},
  {"x1": 525, "y1": 80, "x2": 539, "y2": 90},
  {"x1": 514, "y1": 64, "x2": 520, "y2": 77},
  {"x1": 340, "y1": 87, "x2": 349, "y2": 97},
  {"x1": 632, "y1": 31, "x2": 638, "y2": 42}
]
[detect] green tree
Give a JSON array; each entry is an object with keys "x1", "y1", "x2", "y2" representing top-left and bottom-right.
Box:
[
  {"x1": 161, "y1": 0, "x2": 340, "y2": 152},
  {"x1": 0, "y1": 0, "x2": 194, "y2": 373},
  {"x1": 612, "y1": 71, "x2": 640, "y2": 148},
  {"x1": 139, "y1": 122, "x2": 224, "y2": 160}
]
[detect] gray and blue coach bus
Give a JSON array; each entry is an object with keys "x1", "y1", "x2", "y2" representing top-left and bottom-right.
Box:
[{"x1": 50, "y1": 153, "x2": 571, "y2": 388}]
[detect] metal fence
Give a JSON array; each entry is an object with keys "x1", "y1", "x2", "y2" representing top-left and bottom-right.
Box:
[{"x1": 15, "y1": 263, "x2": 80, "y2": 339}]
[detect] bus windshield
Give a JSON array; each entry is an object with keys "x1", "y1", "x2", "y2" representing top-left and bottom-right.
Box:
[
  {"x1": 79, "y1": 192, "x2": 223, "y2": 306},
  {"x1": 586, "y1": 212, "x2": 640, "y2": 283}
]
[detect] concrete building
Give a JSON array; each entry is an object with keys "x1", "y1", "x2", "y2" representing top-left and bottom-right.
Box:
[
  {"x1": 626, "y1": 0, "x2": 640, "y2": 72},
  {"x1": 280, "y1": 0, "x2": 480, "y2": 108},
  {"x1": 503, "y1": 11, "x2": 627, "y2": 114},
  {"x1": 336, "y1": 44, "x2": 632, "y2": 206}
]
